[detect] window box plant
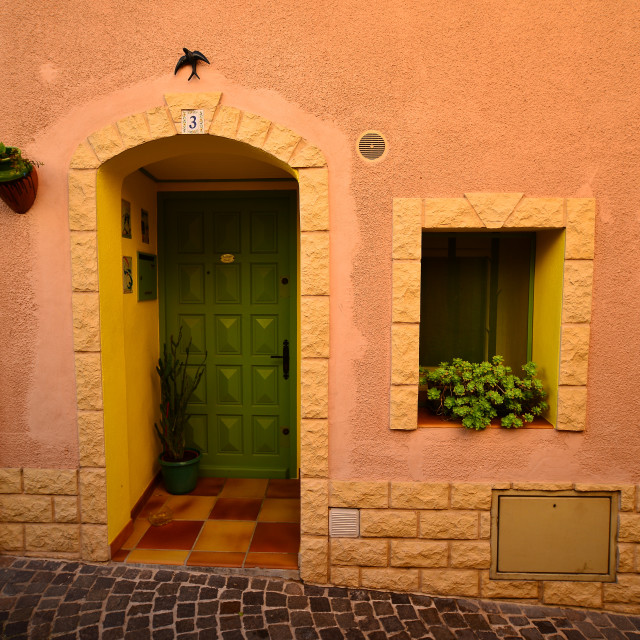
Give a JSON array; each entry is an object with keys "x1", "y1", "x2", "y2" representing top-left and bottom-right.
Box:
[
  {"x1": 154, "y1": 330, "x2": 206, "y2": 494},
  {"x1": 419, "y1": 355, "x2": 548, "y2": 430},
  {"x1": 0, "y1": 143, "x2": 39, "y2": 214}
]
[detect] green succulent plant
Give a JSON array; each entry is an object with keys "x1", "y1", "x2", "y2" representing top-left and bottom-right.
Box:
[
  {"x1": 0, "y1": 142, "x2": 34, "y2": 182},
  {"x1": 420, "y1": 355, "x2": 548, "y2": 430}
]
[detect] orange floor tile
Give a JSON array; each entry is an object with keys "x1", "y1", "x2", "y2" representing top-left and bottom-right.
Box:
[
  {"x1": 250, "y1": 522, "x2": 300, "y2": 553},
  {"x1": 194, "y1": 520, "x2": 255, "y2": 552},
  {"x1": 258, "y1": 498, "x2": 300, "y2": 523},
  {"x1": 165, "y1": 495, "x2": 217, "y2": 520},
  {"x1": 219, "y1": 478, "x2": 269, "y2": 498},
  {"x1": 113, "y1": 477, "x2": 300, "y2": 570},
  {"x1": 245, "y1": 552, "x2": 298, "y2": 569},
  {"x1": 137, "y1": 520, "x2": 203, "y2": 550},
  {"x1": 210, "y1": 498, "x2": 263, "y2": 521}
]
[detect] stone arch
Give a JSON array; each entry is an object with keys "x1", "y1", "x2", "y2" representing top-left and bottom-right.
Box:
[{"x1": 68, "y1": 93, "x2": 331, "y2": 579}]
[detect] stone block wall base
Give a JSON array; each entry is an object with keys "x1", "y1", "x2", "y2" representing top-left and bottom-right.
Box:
[
  {"x1": 0, "y1": 467, "x2": 108, "y2": 562},
  {"x1": 298, "y1": 479, "x2": 640, "y2": 613}
]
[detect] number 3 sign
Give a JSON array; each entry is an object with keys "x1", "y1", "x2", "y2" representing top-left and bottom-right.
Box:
[{"x1": 181, "y1": 109, "x2": 204, "y2": 134}]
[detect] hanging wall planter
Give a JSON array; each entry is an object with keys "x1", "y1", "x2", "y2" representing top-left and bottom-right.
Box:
[{"x1": 0, "y1": 143, "x2": 39, "y2": 214}]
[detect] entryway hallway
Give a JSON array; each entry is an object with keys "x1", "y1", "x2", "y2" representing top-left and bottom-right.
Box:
[{"x1": 111, "y1": 478, "x2": 300, "y2": 571}]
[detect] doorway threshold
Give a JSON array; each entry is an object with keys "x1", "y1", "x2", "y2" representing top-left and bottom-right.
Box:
[{"x1": 111, "y1": 478, "x2": 300, "y2": 573}]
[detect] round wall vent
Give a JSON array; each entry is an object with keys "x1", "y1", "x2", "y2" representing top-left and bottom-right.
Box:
[{"x1": 357, "y1": 130, "x2": 387, "y2": 162}]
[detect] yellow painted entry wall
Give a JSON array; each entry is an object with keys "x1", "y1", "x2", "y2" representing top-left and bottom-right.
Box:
[
  {"x1": 121, "y1": 173, "x2": 161, "y2": 515},
  {"x1": 98, "y1": 167, "x2": 160, "y2": 543},
  {"x1": 532, "y1": 230, "x2": 565, "y2": 426}
]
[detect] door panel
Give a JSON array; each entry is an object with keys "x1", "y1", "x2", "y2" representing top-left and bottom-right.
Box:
[{"x1": 162, "y1": 193, "x2": 295, "y2": 478}]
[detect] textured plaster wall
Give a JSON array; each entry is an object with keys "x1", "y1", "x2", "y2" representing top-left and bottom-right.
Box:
[{"x1": 1, "y1": 1, "x2": 640, "y2": 482}]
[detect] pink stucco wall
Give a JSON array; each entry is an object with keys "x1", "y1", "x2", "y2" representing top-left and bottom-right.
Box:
[{"x1": 1, "y1": 1, "x2": 639, "y2": 480}]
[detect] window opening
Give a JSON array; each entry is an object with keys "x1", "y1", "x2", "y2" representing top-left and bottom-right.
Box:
[{"x1": 419, "y1": 232, "x2": 535, "y2": 373}]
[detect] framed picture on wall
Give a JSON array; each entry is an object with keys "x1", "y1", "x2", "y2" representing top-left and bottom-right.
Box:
[
  {"x1": 121, "y1": 200, "x2": 132, "y2": 239},
  {"x1": 123, "y1": 256, "x2": 133, "y2": 294},
  {"x1": 141, "y1": 209, "x2": 150, "y2": 244}
]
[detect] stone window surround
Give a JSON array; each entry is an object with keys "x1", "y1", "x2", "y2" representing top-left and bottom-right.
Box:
[
  {"x1": 390, "y1": 194, "x2": 595, "y2": 432},
  {"x1": 67, "y1": 92, "x2": 331, "y2": 567}
]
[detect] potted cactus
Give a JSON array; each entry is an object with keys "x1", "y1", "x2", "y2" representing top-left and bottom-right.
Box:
[
  {"x1": 154, "y1": 329, "x2": 206, "y2": 494},
  {"x1": 0, "y1": 143, "x2": 39, "y2": 214}
]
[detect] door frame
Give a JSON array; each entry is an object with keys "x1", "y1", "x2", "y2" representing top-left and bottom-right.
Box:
[
  {"x1": 157, "y1": 189, "x2": 299, "y2": 478},
  {"x1": 68, "y1": 94, "x2": 331, "y2": 580}
]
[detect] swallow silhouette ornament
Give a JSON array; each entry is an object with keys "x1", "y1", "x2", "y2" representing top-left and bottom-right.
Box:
[{"x1": 174, "y1": 48, "x2": 210, "y2": 80}]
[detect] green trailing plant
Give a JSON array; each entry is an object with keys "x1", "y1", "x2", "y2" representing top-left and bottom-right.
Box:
[
  {"x1": 154, "y1": 329, "x2": 207, "y2": 461},
  {"x1": 0, "y1": 142, "x2": 40, "y2": 182},
  {"x1": 419, "y1": 356, "x2": 548, "y2": 430}
]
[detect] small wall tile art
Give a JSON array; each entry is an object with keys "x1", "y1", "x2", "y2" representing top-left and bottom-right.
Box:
[
  {"x1": 123, "y1": 256, "x2": 133, "y2": 294},
  {"x1": 141, "y1": 209, "x2": 150, "y2": 244},
  {"x1": 121, "y1": 199, "x2": 132, "y2": 238}
]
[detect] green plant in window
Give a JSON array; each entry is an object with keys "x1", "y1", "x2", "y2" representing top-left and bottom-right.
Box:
[{"x1": 419, "y1": 356, "x2": 547, "y2": 430}]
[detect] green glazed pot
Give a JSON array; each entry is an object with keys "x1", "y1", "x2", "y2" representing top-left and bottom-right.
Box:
[{"x1": 159, "y1": 449, "x2": 201, "y2": 494}]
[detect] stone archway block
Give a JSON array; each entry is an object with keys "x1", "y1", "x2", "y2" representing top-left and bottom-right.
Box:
[
  {"x1": 117, "y1": 113, "x2": 152, "y2": 149},
  {"x1": 301, "y1": 296, "x2": 330, "y2": 358},
  {"x1": 393, "y1": 198, "x2": 422, "y2": 260},
  {"x1": 565, "y1": 198, "x2": 596, "y2": 258},
  {"x1": 262, "y1": 124, "x2": 301, "y2": 164},
  {"x1": 504, "y1": 197, "x2": 564, "y2": 228},
  {"x1": 300, "y1": 359, "x2": 329, "y2": 419},
  {"x1": 77, "y1": 411, "x2": 105, "y2": 468},
  {"x1": 74, "y1": 353, "x2": 103, "y2": 411},
  {"x1": 164, "y1": 92, "x2": 221, "y2": 132},
  {"x1": 465, "y1": 193, "x2": 524, "y2": 228},
  {"x1": 300, "y1": 232, "x2": 329, "y2": 295},
  {"x1": 70, "y1": 142, "x2": 100, "y2": 170},
  {"x1": 209, "y1": 105, "x2": 241, "y2": 138},
  {"x1": 236, "y1": 112, "x2": 271, "y2": 147},
  {"x1": 146, "y1": 106, "x2": 176, "y2": 139},
  {"x1": 72, "y1": 293, "x2": 100, "y2": 352},
  {"x1": 70, "y1": 231, "x2": 98, "y2": 291},
  {"x1": 300, "y1": 419, "x2": 328, "y2": 478},
  {"x1": 298, "y1": 168, "x2": 329, "y2": 231},
  {"x1": 82, "y1": 524, "x2": 109, "y2": 561},
  {"x1": 88, "y1": 125, "x2": 125, "y2": 163},
  {"x1": 290, "y1": 141, "x2": 326, "y2": 168},
  {"x1": 69, "y1": 170, "x2": 97, "y2": 231},
  {"x1": 556, "y1": 386, "x2": 587, "y2": 431},
  {"x1": 423, "y1": 198, "x2": 483, "y2": 228}
]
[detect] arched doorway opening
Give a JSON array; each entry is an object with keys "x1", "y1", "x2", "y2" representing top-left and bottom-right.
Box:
[{"x1": 69, "y1": 95, "x2": 329, "y2": 576}]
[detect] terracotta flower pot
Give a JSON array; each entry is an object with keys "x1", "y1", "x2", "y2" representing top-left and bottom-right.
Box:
[{"x1": 0, "y1": 165, "x2": 38, "y2": 214}]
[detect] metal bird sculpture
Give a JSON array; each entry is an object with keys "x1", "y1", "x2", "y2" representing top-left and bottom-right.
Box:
[{"x1": 174, "y1": 48, "x2": 210, "y2": 80}]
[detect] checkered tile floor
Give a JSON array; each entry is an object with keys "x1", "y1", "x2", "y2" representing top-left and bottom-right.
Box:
[{"x1": 112, "y1": 478, "x2": 300, "y2": 570}]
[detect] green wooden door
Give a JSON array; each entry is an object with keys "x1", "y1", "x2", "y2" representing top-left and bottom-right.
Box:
[{"x1": 160, "y1": 192, "x2": 296, "y2": 478}]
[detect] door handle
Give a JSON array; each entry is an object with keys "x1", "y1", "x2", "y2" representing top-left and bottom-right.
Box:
[{"x1": 270, "y1": 339, "x2": 290, "y2": 380}]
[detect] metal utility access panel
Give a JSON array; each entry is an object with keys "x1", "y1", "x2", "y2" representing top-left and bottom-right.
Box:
[{"x1": 491, "y1": 490, "x2": 617, "y2": 581}]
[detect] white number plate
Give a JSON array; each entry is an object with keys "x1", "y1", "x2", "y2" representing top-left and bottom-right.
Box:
[{"x1": 181, "y1": 109, "x2": 204, "y2": 134}]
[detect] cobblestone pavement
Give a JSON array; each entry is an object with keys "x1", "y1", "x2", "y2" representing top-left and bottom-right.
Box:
[{"x1": 1, "y1": 557, "x2": 639, "y2": 640}]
